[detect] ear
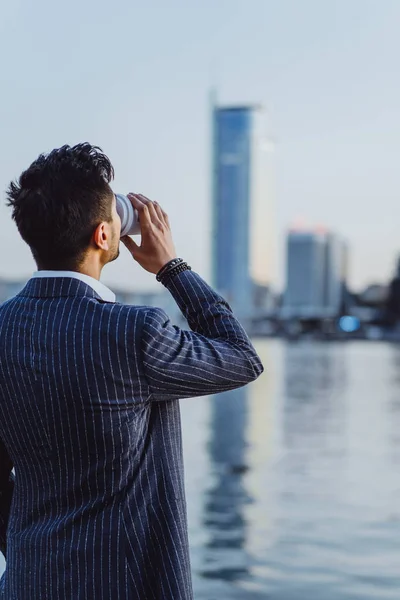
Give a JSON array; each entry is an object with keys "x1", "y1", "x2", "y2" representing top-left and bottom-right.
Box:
[{"x1": 93, "y1": 222, "x2": 110, "y2": 251}]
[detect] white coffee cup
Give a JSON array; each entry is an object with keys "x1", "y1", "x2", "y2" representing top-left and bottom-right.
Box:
[{"x1": 115, "y1": 194, "x2": 141, "y2": 237}]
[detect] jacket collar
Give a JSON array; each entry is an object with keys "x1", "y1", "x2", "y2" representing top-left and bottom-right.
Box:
[
  {"x1": 31, "y1": 270, "x2": 116, "y2": 302},
  {"x1": 17, "y1": 276, "x2": 109, "y2": 301}
]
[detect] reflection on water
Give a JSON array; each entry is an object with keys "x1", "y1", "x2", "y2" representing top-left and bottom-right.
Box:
[
  {"x1": 183, "y1": 340, "x2": 400, "y2": 599},
  {"x1": 1, "y1": 341, "x2": 400, "y2": 599},
  {"x1": 200, "y1": 387, "x2": 250, "y2": 584}
]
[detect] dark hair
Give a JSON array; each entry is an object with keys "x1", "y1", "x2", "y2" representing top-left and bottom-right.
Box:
[{"x1": 6, "y1": 143, "x2": 115, "y2": 270}]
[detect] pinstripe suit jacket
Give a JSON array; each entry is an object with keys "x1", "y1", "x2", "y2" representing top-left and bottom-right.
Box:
[{"x1": 0, "y1": 270, "x2": 263, "y2": 599}]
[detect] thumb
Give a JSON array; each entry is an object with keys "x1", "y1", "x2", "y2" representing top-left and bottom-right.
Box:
[{"x1": 121, "y1": 235, "x2": 140, "y2": 257}]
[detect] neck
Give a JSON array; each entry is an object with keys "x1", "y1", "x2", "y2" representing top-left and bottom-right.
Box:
[
  {"x1": 38, "y1": 256, "x2": 103, "y2": 281},
  {"x1": 72, "y1": 263, "x2": 102, "y2": 281}
]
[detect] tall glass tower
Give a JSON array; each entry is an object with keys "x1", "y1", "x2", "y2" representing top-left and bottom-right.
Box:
[{"x1": 211, "y1": 100, "x2": 270, "y2": 318}]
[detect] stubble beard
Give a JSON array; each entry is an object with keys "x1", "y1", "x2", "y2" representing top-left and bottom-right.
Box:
[{"x1": 107, "y1": 233, "x2": 120, "y2": 264}]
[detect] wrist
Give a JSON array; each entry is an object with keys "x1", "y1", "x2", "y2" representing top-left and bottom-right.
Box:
[
  {"x1": 156, "y1": 256, "x2": 180, "y2": 274},
  {"x1": 156, "y1": 259, "x2": 191, "y2": 285},
  {"x1": 156, "y1": 257, "x2": 183, "y2": 279}
]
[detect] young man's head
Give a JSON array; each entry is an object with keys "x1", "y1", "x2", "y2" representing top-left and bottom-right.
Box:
[{"x1": 6, "y1": 143, "x2": 121, "y2": 272}]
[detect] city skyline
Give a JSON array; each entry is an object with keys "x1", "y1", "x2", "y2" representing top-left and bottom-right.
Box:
[{"x1": 0, "y1": 1, "x2": 399, "y2": 292}]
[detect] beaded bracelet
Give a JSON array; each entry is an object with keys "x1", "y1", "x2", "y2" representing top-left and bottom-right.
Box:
[
  {"x1": 156, "y1": 258, "x2": 184, "y2": 282},
  {"x1": 158, "y1": 262, "x2": 192, "y2": 286}
]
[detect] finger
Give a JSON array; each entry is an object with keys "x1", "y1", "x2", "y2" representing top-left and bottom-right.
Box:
[
  {"x1": 152, "y1": 200, "x2": 170, "y2": 228},
  {"x1": 137, "y1": 194, "x2": 152, "y2": 203},
  {"x1": 127, "y1": 193, "x2": 148, "y2": 216},
  {"x1": 159, "y1": 205, "x2": 171, "y2": 228},
  {"x1": 137, "y1": 194, "x2": 162, "y2": 227},
  {"x1": 146, "y1": 201, "x2": 160, "y2": 226},
  {"x1": 127, "y1": 194, "x2": 151, "y2": 229},
  {"x1": 153, "y1": 201, "x2": 166, "y2": 225},
  {"x1": 127, "y1": 193, "x2": 145, "y2": 210}
]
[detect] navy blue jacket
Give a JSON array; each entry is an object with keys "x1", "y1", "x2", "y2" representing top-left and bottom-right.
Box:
[{"x1": 0, "y1": 270, "x2": 263, "y2": 599}]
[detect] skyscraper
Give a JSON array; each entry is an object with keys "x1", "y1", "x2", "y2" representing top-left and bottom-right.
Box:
[
  {"x1": 284, "y1": 231, "x2": 327, "y2": 317},
  {"x1": 211, "y1": 100, "x2": 270, "y2": 318},
  {"x1": 283, "y1": 229, "x2": 347, "y2": 318}
]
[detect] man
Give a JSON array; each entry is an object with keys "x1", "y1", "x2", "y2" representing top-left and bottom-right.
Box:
[{"x1": 0, "y1": 143, "x2": 263, "y2": 599}]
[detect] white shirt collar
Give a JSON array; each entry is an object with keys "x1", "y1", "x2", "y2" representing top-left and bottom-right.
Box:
[{"x1": 32, "y1": 270, "x2": 116, "y2": 302}]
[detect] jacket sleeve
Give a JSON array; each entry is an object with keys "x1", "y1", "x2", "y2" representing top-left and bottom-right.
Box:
[
  {"x1": 0, "y1": 437, "x2": 14, "y2": 559},
  {"x1": 140, "y1": 270, "x2": 264, "y2": 401}
]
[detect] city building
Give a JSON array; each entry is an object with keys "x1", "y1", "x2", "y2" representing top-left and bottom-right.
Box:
[
  {"x1": 384, "y1": 255, "x2": 400, "y2": 324},
  {"x1": 211, "y1": 98, "x2": 271, "y2": 318},
  {"x1": 282, "y1": 229, "x2": 347, "y2": 319},
  {"x1": 252, "y1": 283, "x2": 277, "y2": 316},
  {"x1": 324, "y1": 233, "x2": 346, "y2": 315}
]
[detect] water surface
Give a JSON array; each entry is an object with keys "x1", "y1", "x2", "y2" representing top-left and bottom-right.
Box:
[{"x1": 184, "y1": 340, "x2": 400, "y2": 599}]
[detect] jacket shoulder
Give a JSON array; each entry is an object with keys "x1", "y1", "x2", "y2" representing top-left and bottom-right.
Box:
[{"x1": 97, "y1": 301, "x2": 165, "y2": 327}]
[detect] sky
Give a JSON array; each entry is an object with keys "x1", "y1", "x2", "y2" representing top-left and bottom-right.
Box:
[{"x1": 0, "y1": 0, "x2": 399, "y2": 292}]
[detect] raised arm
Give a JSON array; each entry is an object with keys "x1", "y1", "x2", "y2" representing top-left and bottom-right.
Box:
[
  {"x1": 121, "y1": 193, "x2": 264, "y2": 401},
  {"x1": 141, "y1": 270, "x2": 263, "y2": 401},
  {"x1": 0, "y1": 437, "x2": 14, "y2": 559}
]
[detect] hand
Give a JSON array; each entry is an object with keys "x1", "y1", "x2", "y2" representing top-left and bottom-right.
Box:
[{"x1": 120, "y1": 194, "x2": 177, "y2": 274}]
